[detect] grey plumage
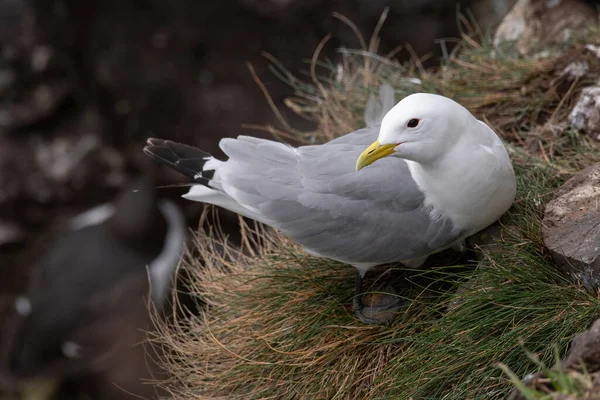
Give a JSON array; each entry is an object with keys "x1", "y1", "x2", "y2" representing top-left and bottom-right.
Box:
[
  {"x1": 212, "y1": 128, "x2": 460, "y2": 265},
  {"x1": 364, "y1": 83, "x2": 396, "y2": 127}
]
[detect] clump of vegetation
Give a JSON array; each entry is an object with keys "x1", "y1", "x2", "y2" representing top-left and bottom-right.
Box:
[
  {"x1": 153, "y1": 16, "x2": 600, "y2": 400},
  {"x1": 501, "y1": 352, "x2": 600, "y2": 400}
]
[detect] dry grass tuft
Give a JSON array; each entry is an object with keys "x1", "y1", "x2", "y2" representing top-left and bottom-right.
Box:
[{"x1": 154, "y1": 216, "x2": 407, "y2": 399}]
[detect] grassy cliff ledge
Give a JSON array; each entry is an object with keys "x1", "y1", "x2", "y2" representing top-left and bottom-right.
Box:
[{"x1": 153, "y1": 23, "x2": 600, "y2": 399}]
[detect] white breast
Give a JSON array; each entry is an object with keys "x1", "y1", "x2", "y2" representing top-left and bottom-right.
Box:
[{"x1": 407, "y1": 130, "x2": 516, "y2": 233}]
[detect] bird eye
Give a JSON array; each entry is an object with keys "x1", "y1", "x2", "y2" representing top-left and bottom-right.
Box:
[{"x1": 407, "y1": 118, "x2": 420, "y2": 128}]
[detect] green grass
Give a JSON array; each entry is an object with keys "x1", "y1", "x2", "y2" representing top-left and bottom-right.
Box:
[{"x1": 153, "y1": 19, "x2": 600, "y2": 400}]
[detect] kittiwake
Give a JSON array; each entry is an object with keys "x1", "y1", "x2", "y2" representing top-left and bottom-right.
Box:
[{"x1": 143, "y1": 92, "x2": 517, "y2": 324}]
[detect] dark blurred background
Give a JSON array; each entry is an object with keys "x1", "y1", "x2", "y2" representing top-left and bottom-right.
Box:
[{"x1": 0, "y1": 0, "x2": 522, "y2": 398}]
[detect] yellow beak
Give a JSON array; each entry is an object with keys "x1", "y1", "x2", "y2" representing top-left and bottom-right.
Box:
[{"x1": 355, "y1": 140, "x2": 397, "y2": 171}]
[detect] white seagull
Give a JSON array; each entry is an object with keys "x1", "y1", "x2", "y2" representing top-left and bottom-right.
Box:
[{"x1": 143, "y1": 93, "x2": 516, "y2": 324}]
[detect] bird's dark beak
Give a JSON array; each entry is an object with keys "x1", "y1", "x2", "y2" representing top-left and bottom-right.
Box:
[{"x1": 356, "y1": 141, "x2": 397, "y2": 171}]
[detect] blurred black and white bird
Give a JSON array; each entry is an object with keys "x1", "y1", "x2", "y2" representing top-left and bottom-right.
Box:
[{"x1": 4, "y1": 172, "x2": 186, "y2": 399}]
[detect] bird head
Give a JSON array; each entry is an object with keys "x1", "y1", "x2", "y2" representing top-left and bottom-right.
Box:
[{"x1": 356, "y1": 93, "x2": 478, "y2": 170}]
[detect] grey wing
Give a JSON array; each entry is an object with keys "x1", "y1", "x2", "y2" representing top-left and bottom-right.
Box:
[
  {"x1": 364, "y1": 83, "x2": 396, "y2": 127},
  {"x1": 218, "y1": 133, "x2": 462, "y2": 265}
]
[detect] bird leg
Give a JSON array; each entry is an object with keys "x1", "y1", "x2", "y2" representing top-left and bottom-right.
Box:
[
  {"x1": 353, "y1": 270, "x2": 366, "y2": 319},
  {"x1": 353, "y1": 269, "x2": 402, "y2": 325}
]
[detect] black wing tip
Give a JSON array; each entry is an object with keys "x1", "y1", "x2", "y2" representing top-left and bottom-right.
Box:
[
  {"x1": 143, "y1": 137, "x2": 189, "y2": 163},
  {"x1": 142, "y1": 144, "x2": 157, "y2": 157},
  {"x1": 145, "y1": 137, "x2": 171, "y2": 149},
  {"x1": 142, "y1": 143, "x2": 172, "y2": 165},
  {"x1": 146, "y1": 137, "x2": 164, "y2": 145},
  {"x1": 143, "y1": 137, "x2": 167, "y2": 157},
  {"x1": 146, "y1": 138, "x2": 209, "y2": 156},
  {"x1": 142, "y1": 137, "x2": 213, "y2": 185}
]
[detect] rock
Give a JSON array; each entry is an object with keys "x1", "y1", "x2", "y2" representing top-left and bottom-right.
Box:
[
  {"x1": 563, "y1": 317, "x2": 600, "y2": 371},
  {"x1": 569, "y1": 86, "x2": 600, "y2": 140},
  {"x1": 542, "y1": 163, "x2": 600, "y2": 288},
  {"x1": 494, "y1": 0, "x2": 596, "y2": 56},
  {"x1": 508, "y1": 317, "x2": 600, "y2": 399}
]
